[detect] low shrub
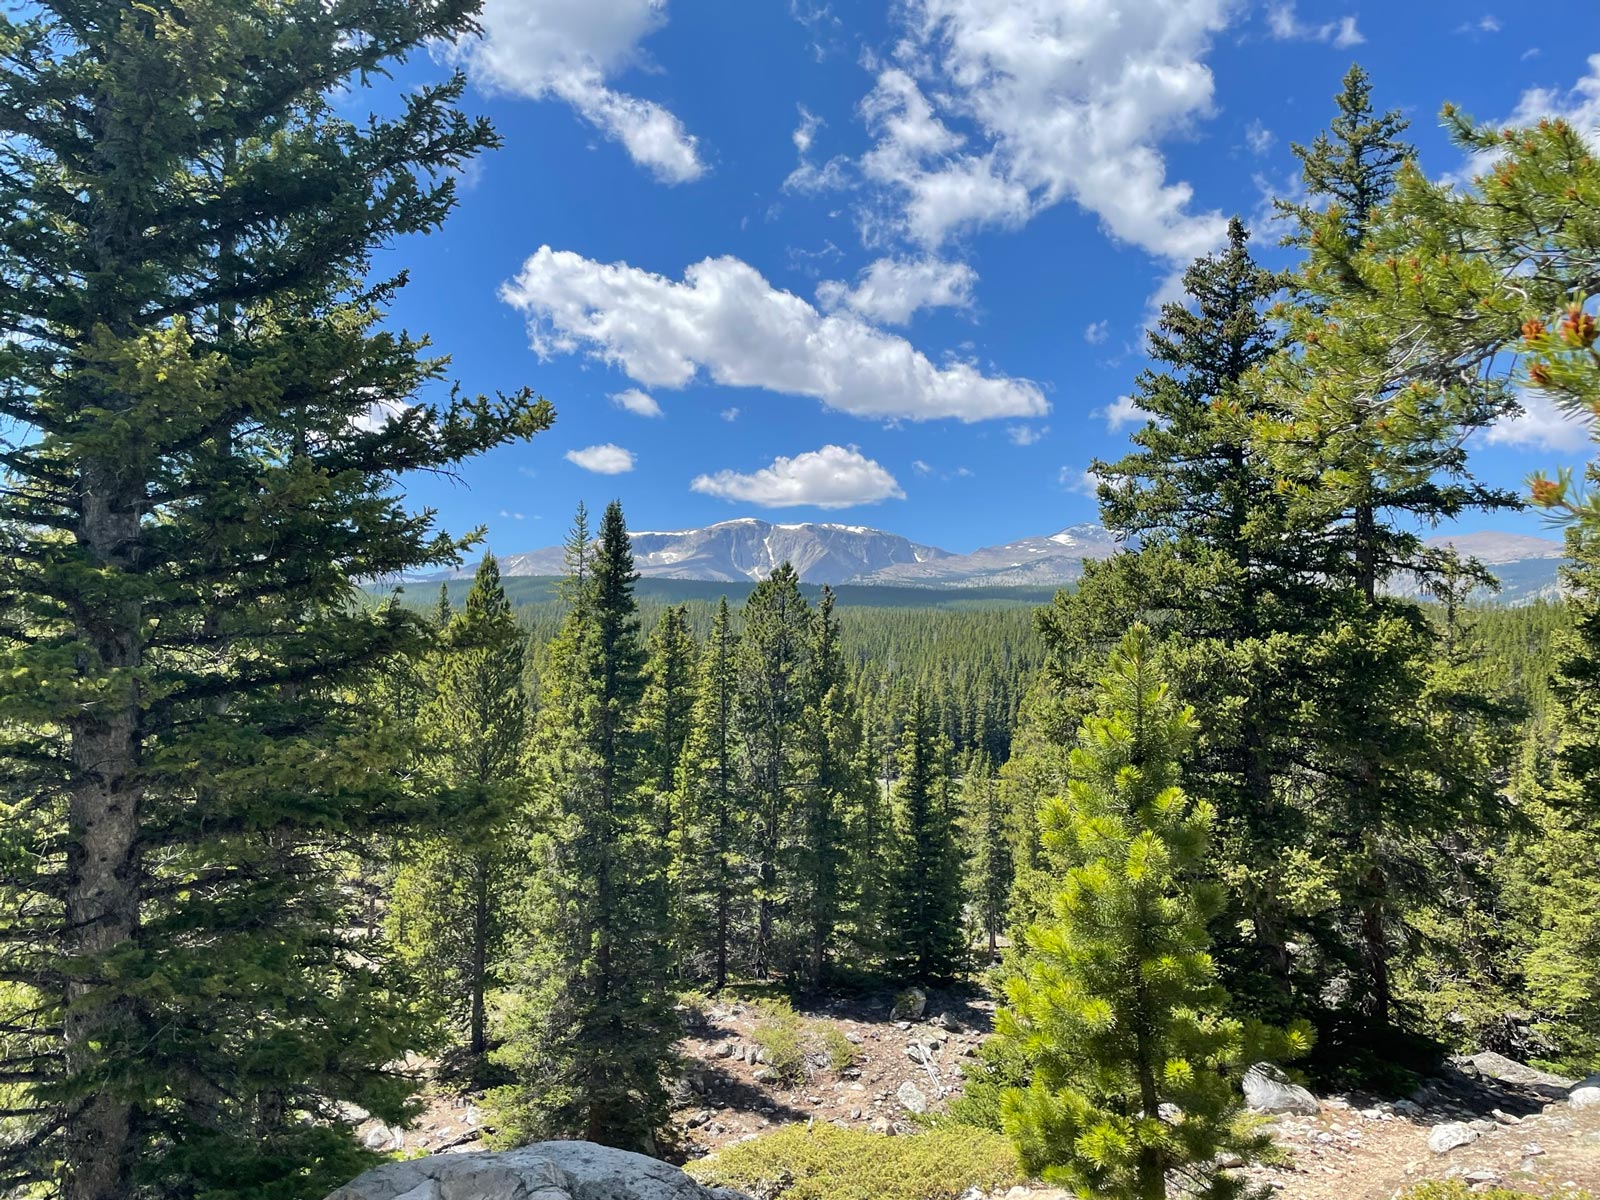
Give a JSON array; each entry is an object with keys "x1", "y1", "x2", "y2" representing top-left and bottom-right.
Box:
[
  {"x1": 1401, "y1": 1184, "x2": 1593, "y2": 1200},
  {"x1": 686, "y1": 1122, "x2": 1020, "y2": 1200},
  {"x1": 751, "y1": 998, "x2": 808, "y2": 1084},
  {"x1": 821, "y1": 1027, "x2": 856, "y2": 1074}
]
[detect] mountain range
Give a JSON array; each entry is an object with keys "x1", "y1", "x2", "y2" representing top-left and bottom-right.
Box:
[{"x1": 436, "y1": 520, "x2": 1566, "y2": 600}]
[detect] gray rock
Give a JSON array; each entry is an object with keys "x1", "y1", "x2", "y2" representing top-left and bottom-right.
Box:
[
  {"x1": 324, "y1": 1140, "x2": 751, "y2": 1200},
  {"x1": 1569, "y1": 1084, "x2": 1600, "y2": 1110},
  {"x1": 1460, "y1": 1052, "x2": 1576, "y2": 1098},
  {"x1": 1242, "y1": 1063, "x2": 1319, "y2": 1115},
  {"x1": 890, "y1": 988, "x2": 928, "y2": 1021},
  {"x1": 1427, "y1": 1122, "x2": 1480, "y2": 1154},
  {"x1": 897, "y1": 1081, "x2": 928, "y2": 1115}
]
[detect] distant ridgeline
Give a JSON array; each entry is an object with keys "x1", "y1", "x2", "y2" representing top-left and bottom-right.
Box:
[{"x1": 371, "y1": 520, "x2": 1569, "y2": 606}]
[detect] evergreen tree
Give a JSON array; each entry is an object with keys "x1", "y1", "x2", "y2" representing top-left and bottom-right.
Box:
[
  {"x1": 963, "y1": 754, "x2": 1012, "y2": 961},
  {"x1": 999, "y1": 627, "x2": 1310, "y2": 1200},
  {"x1": 489, "y1": 503, "x2": 676, "y2": 1152},
  {"x1": 737, "y1": 564, "x2": 811, "y2": 978},
  {"x1": 640, "y1": 604, "x2": 699, "y2": 830},
  {"x1": 888, "y1": 692, "x2": 966, "y2": 981},
  {"x1": 388, "y1": 554, "x2": 529, "y2": 1056},
  {"x1": 672, "y1": 598, "x2": 745, "y2": 990},
  {"x1": 0, "y1": 3, "x2": 550, "y2": 1195}
]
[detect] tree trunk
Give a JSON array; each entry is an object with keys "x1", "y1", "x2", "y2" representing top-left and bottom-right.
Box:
[
  {"x1": 1361, "y1": 883, "x2": 1391, "y2": 1028},
  {"x1": 63, "y1": 464, "x2": 144, "y2": 1200},
  {"x1": 470, "y1": 854, "x2": 490, "y2": 1056}
]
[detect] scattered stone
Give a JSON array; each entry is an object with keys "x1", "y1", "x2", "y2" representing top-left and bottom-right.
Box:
[
  {"x1": 1522, "y1": 1142, "x2": 1545, "y2": 1156},
  {"x1": 1243, "y1": 1063, "x2": 1320, "y2": 1115},
  {"x1": 935, "y1": 1011, "x2": 964, "y2": 1033},
  {"x1": 1569, "y1": 1078, "x2": 1600, "y2": 1110},
  {"x1": 1395, "y1": 1099, "x2": 1425, "y2": 1118},
  {"x1": 1490, "y1": 1109, "x2": 1520, "y2": 1125},
  {"x1": 714, "y1": 1043, "x2": 733, "y2": 1059},
  {"x1": 325, "y1": 1141, "x2": 752, "y2": 1200},
  {"x1": 1463, "y1": 1170, "x2": 1500, "y2": 1185},
  {"x1": 897, "y1": 1081, "x2": 928, "y2": 1115},
  {"x1": 890, "y1": 988, "x2": 928, "y2": 1021},
  {"x1": 1469, "y1": 1118, "x2": 1497, "y2": 1133},
  {"x1": 1428, "y1": 1123, "x2": 1480, "y2": 1155}
]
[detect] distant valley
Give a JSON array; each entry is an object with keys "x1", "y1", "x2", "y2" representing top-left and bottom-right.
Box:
[{"x1": 418, "y1": 519, "x2": 1568, "y2": 602}]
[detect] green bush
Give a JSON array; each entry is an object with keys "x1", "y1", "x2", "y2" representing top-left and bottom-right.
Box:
[
  {"x1": 751, "y1": 998, "x2": 808, "y2": 1084},
  {"x1": 1401, "y1": 1185, "x2": 1593, "y2": 1200},
  {"x1": 686, "y1": 1122, "x2": 1020, "y2": 1200},
  {"x1": 821, "y1": 1027, "x2": 856, "y2": 1074}
]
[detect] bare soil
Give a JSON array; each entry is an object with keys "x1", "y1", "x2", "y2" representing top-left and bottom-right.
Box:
[{"x1": 369, "y1": 986, "x2": 1600, "y2": 1197}]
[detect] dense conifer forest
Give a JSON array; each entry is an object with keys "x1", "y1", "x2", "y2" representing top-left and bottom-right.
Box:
[{"x1": 1, "y1": 3, "x2": 1598, "y2": 1199}]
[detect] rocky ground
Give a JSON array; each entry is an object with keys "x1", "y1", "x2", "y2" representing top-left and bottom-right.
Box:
[{"x1": 366, "y1": 991, "x2": 1600, "y2": 1198}]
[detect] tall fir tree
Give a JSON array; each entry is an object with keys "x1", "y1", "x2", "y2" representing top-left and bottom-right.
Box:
[
  {"x1": 387, "y1": 554, "x2": 529, "y2": 1056},
  {"x1": 0, "y1": 3, "x2": 551, "y2": 1196},
  {"x1": 672, "y1": 598, "x2": 746, "y2": 989},
  {"x1": 489, "y1": 503, "x2": 676, "y2": 1152},
  {"x1": 999, "y1": 628, "x2": 1310, "y2": 1200},
  {"x1": 962, "y1": 753, "x2": 1012, "y2": 961},
  {"x1": 736, "y1": 564, "x2": 811, "y2": 978},
  {"x1": 640, "y1": 604, "x2": 699, "y2": 834},
  {"x1": 888, "y1": 692, "x2": 966, "y2": 981}
]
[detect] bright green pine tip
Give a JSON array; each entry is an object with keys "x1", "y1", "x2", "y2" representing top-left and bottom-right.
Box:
[{"x1": 685, "y1": 1122, "x2": 1021, "y2": 1200}]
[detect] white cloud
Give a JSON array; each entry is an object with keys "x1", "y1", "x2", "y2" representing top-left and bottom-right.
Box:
[
  {"x1": 1245, "y1": 119, "x2": 1275, "y2": 156},
  {"x1": 1484, "y1": 392, "x2": 1591, "y2": 453},
  {"x1": 1007, "y1": 423, "x2": 1048, "y2": 446},
  {"x1": 1266, "y1": 3, "x2": 1364, "y2": 48},
  {"x1": 501, "y1": 246, "x2": 1047, "y2": 422},
  {"x1": 721, "y1": 406, "x2": 741, "y2": 421},
  {"x1": 854, "y1": 2, "x2": 1232, "y2": 264},
  {"x1": 912, "y1": 458, "x2": 934, "y2": 475},
  {"x1": 611, "y1": 387, "x2": 663, "y2": 417},
  {"x1": 816, "y1": 257, "x2": 977, "y2": 325},
  {"x1": 1060, "y1": 465, "x2": 1104, "y2": 496},
  {"x1": 691, "y1": 444, "x2": 905, "y2": 508},
  {"x1": 565, "y1": 443, "x2": 637, "y2": 474},
  {"x1": 1084, "y1": 319, "x2": 1111, "y2": 345},
  {"x1": 785, "y1": 105, "x2": 852, "y2": 193},
  {"x1": 1456, "y1": 15, "x2": 1501, "y2": 34},
  {"x1": 1505, "y1": 53, "x2": 1600, "y2": 148},
  {"x1": 450, "y1": 0, "x2": 704, "y2": 183},
  {"x1": 499, "y1": 509, "x2": 527, "y2": 520},
  {"x1": 1097, "y1": 394, "x2": 1144, "y2": 431}
]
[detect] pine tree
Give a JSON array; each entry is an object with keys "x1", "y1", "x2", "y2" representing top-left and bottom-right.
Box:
[
  {"x1": 999, "y1": 628, "x2": 1310, "y2": 1200},
  {"x1": 791, "y1": 587, "x2": 863, "y2": 988},
  {"x1": 672, "y1": 598, "x2": 745, "y2": 990},
  {"x1": 489, "y1": 503, "x2": 677, "y2": 1152},
  {"x1": 737, "y1": 564, "x2": 812, "y2": 978},
  {"x1": 0, "y1": 4, "x2": 551, "y2": 1196},
  {"x1": 888, "y1": 692, "x2": 966, "y2": 981},
  {"x1": 641, "y1": 605, "x2": 700, "y2": 834},
  {"x1": 388, "y1": 554, "x2": 529, "y2": 1056},
  {"x1": 963, "y1": 754, "x2": 1012, "y2": 962}
]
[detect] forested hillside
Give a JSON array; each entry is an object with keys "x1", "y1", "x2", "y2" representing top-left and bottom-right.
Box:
[{"x1": 2, "y1": 4, "x2": 1599, "y2": 1200}]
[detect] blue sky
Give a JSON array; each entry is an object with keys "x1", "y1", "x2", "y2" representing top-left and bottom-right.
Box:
[{"x1": 370, "y1": 2, "x2": 1600, "y2": 556}]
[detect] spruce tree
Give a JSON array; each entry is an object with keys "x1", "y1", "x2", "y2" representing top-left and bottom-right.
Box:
[
  {"x1": 888, "y1": 692, "x2": 966, "y2": 981},
  {"x1": 672, "y1": 598, "x2": 745, "y2": 990},
  {"x1": 0, "y1": 4, "x2": 551, "y2": 1196},
  {"x1": 641, "y1": 604, "x2": 699, "y2": 834},
  {"x1": 388, "y1": 554, "x2": 529, "y2": 1056},
  {"x1": 737, "y1": 564, "x2": 811, "y2": 978},
  {"x1": 489, "y1": 503, "x2": 676, "y2": 1152},
  {"x1": 999, "y1": 628, "x2": 1309, "y2": 1200},
  {"x1": 963, "y1": 754, "x2": 1012, "y2": 961}
]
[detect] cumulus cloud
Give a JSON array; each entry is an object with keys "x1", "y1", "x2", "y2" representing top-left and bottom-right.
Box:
[
  {"x1": 565, "y1": 443, "x2": 637, "y2": 474},
  {"x1": 450, "y1": 0, "x2": 704, "y2": 183},
  {"x1": 1007, "y1": 423, "x2": 1048, "y2": 446},
  {"x1": 1266, "y1": 3, "x2": 1364, "y2": 48},
  {"x1": 816, "y1": 257, "x2": 977, "y2": 325},
  {"x1": 854, "y1": 2, "x2": 1231, "y2": 265},
  {"x1": 1097, "y1": 394, "x2": 1144, "y2": 431},
  {"x1": 501, "y1": 246, "x2": 1047, "y2": 422},
  {"x1": 1504, "y1": 54, "x2": 1600, "y2": 147},
  {"x1": 1484, "y1": 392, "x2": 1591, "y2": 453},
  {"x1": 611, "y1": 387, "x2": 663, "y2": 417},
  {"x1": 1084, "y1": 319, "x2": 1111, "y2": 345},
  {"x1": 691, "y1": 445, "x2": 905, "y2": 508}
]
